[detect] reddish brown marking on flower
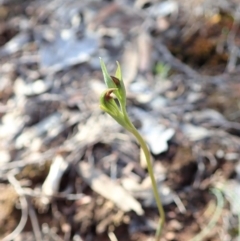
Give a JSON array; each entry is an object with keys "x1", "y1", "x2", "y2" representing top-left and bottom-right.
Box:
[
  {"x1": 105, "y1": 90, "x2": 114, "y2": 101},
  {"x1": 111, "y1": 76, "x2": 120, "y2": 85}
]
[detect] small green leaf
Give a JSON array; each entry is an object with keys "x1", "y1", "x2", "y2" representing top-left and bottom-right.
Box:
[
  {"x1": 114, "y1": 61, "x2": 126, "y2": 107},
  {"x1": 100, "y1": 58, "x2": 117, "y2": 89},
  {"x1": 115, "y1": 61, "x2": 122, "y2": 81}
]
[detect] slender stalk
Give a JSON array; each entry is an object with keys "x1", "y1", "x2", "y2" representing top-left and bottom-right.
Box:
[
  {"x1": 124, "y1": 112, "x2": 165, "y2": 240},
  {"x1": 99, "y1": 59, "x2": 165, "y2": 240}
]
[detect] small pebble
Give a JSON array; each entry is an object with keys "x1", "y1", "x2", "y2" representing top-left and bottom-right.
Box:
[
  {"x1": 165, "y1": 231, "x2": 176, "y2": 240},
  {"x1": 168, "y1": 219, "x2": 183, "y2": 231},
  {"x1": 0, "y1": 150, "x2": 11, "y2": 164}
]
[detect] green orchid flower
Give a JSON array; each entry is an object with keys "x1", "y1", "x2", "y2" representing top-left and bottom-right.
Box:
[
  {"x1": 100, "y1": 59, "x2": 126, "y2": 109},
  {"x1": 99, "y1": 88, "x2": 127, "y2": 129}
]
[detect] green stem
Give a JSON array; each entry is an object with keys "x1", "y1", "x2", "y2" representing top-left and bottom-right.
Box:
[
  {"x1": 100, "y1": 60, "x2": 165, "y2": 240},
  {"x1": 123, "y1": 111, "x2": 165, "y2": 241}
]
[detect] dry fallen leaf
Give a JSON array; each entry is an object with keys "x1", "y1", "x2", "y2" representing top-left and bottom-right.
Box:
[{"x1": 77, "y1": 162, "x2": 144, "y2": 216}]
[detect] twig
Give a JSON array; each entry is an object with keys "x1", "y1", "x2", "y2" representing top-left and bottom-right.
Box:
[
  {"x1": 173, "y1": 193, "x2": 186, "y2": 214},
  {"x1": 226, "y1": 5, "x2": 240, "y2": 72},
  {"x1": 28, "y1": 200, "x2": 42, "y2": 241},
  {"x1": 7, "y1": 186, "x2": 90, "y2": 202},
  {"x1": 189, "y1": 188, "x2": 224, "y2": 241},
  {"x1": 155, "y1": 41, "x2": 227, "y2": 85},
  {"x1": 2, "y1": 172, "x2": 29, "y2": 241},
  {"x1": 238, "y1": 212, "x2": 240, "y2": 241},
  {"x1": 108, "y1": 232, "x2": 118, "y2": 241},
  {"x1": 156, "y1": 42, "x2": 200, "y2": 79},
  {"x1": 0, "y1": 148, "x2": 56, "y2": 171},
  {"x1": 192, "y1": 145, "x2": 206, "y2": 189}
]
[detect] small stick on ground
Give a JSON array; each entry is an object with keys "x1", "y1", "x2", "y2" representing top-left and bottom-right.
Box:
[{"x1": 2, "y1": 172, "x2": 29, "y2": 241}]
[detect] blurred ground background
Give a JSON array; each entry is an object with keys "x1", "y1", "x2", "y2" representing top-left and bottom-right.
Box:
[{"x1": 0, "y1": 0, "x2": 240, "y2": 240}]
